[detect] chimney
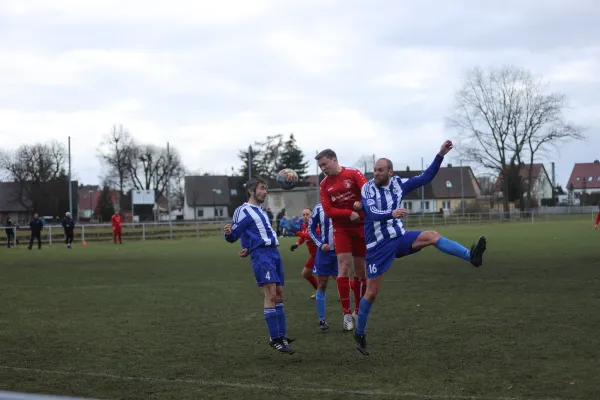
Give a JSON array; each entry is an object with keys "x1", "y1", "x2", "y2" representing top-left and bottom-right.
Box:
[
  {"x1": 405, "y1": 166, "x2": 410, "y2": 171},
  {"x1": 594, "y1": 159, "x2": 599, "y2": 163},
  {"x1": 447, "y1": 163, "x2": 452, "y2": 168}
]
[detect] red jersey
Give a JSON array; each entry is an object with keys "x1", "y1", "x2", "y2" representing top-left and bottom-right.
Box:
[
  {"x1": 296, "y1": 222, "x2": 318, "y2": 255},
  {"x1": 319, "y1": 166, "x2": 369, "y2": 228},
  {"x1": 111, "y1": 214, "x2": 122, "y2": 228},
  {"x1": 595, "y1": 210, "x2": 600, "y2": 226}
]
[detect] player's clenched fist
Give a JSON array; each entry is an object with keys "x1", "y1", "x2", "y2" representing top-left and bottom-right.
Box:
[
  {"x1": 438, "y1": 140, "x2": 453, "y2": 156},
  {"x1": 223, "y1": 224, "x2": 232, "y2": 235},
  {"x1": 238, "y1": 248, "x2": 249, "y2": 257},
  {"x1": 392, "y1": 208, "x2": 409, "y2": 219},
  {"x1": 353, "y1": 201, "x2": 363, "y2": 211}
]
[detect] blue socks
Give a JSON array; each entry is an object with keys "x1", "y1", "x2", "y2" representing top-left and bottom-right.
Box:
[
  {"x1": 315, "y1": 290, "x2": 326, "y2": 321},
  {"x1": 356, "y1": 297, "x2": 373, "y2": 335},
  {"x1": 435, "y1": 237, "x2": 471, "y2": 262},
  {"x1": 275, "y1": 302, "x2": 286, "y2": 338},
  {"x1": 264, "y1": 308, "x2": 280, "y2": 340}
]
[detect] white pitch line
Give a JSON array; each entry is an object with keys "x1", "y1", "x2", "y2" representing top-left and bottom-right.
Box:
[{"x1": 0, "y1": 365, "x2": 569, "y2": 400}]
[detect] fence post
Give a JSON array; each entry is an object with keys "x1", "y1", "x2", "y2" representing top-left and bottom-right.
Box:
[
  {"x1": 49, "y1": 226, "x2": 52, "y2": 246},
  {"x1": 196, "y1": 222, "x2": 200, "y2": 238},
  {"x1": 142, "y1": 223, "x2": 146, "y2": 241},
  {"x1": 82, "y1": 225, "x2": 85, "y2": 243}
]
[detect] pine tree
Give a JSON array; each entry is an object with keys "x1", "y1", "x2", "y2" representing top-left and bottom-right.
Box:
[
  {"x1": 95, "y1": 185, "x2": 115, "y2": 222},
  {"x1": 275, "y1": 134, "x2": 309, "y2": 181}
]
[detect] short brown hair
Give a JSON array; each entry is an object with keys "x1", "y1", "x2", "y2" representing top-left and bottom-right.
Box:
[
  {"x1": 315, "y1": 149, "x2": 337, "y2": 160},
  {"x1": 245, "y1": 177, "x2": 267, "y2": 199}
]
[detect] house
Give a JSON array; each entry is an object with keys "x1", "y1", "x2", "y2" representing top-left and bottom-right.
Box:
[
  {"x1": 0, "y1": 181, "x2": 31, "y2": 223},
  {"x1": 364, "y1": 169, "x2": 437, "y2": 213},
  {"x1": 184, "y1": 175, "x2": 232, "y2": 220},
  {"x1": 566, "y1": 160, "x2": 600, "y2": 194},
  {"x1": 493, "y1": 163, "x2": 553, "y2": 204}
]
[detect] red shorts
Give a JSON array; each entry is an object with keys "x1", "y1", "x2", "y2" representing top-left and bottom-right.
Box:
[
  {"x1": 304, "y1": 254, "x2": 315, "y2": 269},
  {"x1": 333, "y1": 226, "x2": 366, "y2": 257}
]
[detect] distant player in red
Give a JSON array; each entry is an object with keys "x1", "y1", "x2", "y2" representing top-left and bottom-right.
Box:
[
  {"x1": 595, "y1": 208, "x2": 600, "y2": 229},
  {"x1": 290, "y1": 208, "x2": 319, "y2": 298},
  {"x1": 316, "y1": 148, "x2": 369, "y2": 331},
  {"x1": 111, "y1": 210, "x2": 123, "y2": 244}
]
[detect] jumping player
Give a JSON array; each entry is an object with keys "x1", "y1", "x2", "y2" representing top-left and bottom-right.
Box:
[
  {"x1": 354, "y1": 140, "x2": 487, "y2": 355},
  {"x1": 224, "y1": 177, "x2": 295, "y2": 354},
  {"x1": 111, "y1": 210, "x2": 123, "y2": 244},
  {"x1": 290, "y1": 208, "x2": 319, "y2": 298},
  {"x1": 316, "y1": 149, "x2": 369, "y2": 331},
  {"x1": 308, "y1": 203, "x2": 339, "y2": 331}
]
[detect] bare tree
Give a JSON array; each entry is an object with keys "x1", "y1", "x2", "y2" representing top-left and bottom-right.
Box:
[
  {"x1": 254, "y1": 134, "x2": 283, "y2": 177},
  {"x1": 97, "y1": 124, "x2": 135, "y2": 209},
  {"x1": 127, "y1": 143, "x2": 183, "y2": 199},
  {"x1": 0, "y1": 141, "x2": 68, "y2": 213},
  {"x1": 169, "y1": 167, "x2": 187, "y2": 211},
  {"x1": 448, "y1": 65, "x2": 584, "y2": 212}
]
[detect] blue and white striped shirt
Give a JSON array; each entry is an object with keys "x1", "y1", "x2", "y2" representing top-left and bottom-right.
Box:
[
  {"x1": 361, "y1": 154, "x2": 443, "y2": 249},
  {"x1": 308, "y1": 203, "x2": 334, "y2": 250},
  {"x1": 225, "y1": 203, "x2": 279, "y2": 252}
]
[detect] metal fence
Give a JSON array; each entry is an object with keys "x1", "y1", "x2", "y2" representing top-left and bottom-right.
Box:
[{"x1": 3, "y1": 209, "x2": 598, "y2": 247}]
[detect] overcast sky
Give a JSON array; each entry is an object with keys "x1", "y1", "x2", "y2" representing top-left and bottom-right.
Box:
[{"x1": 0, "y1": 0, "x2": 598, "y2": 188}]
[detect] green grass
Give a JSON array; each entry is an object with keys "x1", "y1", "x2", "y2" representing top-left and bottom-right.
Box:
[{"x1": 1, "y1": 218, "x2": 599, "y2": 400}]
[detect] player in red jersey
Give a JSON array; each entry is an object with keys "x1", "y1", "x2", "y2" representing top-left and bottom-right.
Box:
[
  {"x1": 316, "y1": 149, "x2": 369, "y2": 331},
  {"x1": 111, "y1": 210, "x2": 123, "y2": 244},
  {"x1": 291, "y1": 208, "x2": 319, "y2": 298},
  {"x1": 595, "y1": 207, "x2": 600, "y2": 229}
]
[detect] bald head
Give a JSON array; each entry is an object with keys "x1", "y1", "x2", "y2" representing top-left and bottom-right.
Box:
[{"x1": 373, "y1": 158, "x2": 394, "y2": 186}]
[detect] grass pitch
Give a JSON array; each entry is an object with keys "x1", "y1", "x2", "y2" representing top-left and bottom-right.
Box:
[{"x1": 1, "y1": 218, "x2": 599, "y2": 400}]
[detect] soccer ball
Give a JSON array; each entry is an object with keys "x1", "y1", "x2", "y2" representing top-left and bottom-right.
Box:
[{"x1": 276, "y1": 168, "x2": 299, "y2": 190}]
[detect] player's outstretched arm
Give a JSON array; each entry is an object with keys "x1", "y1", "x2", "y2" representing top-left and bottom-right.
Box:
[
  {"x1": 401, "y1": 154, "x2": 444, "y2": 194},
  {"x1": 361, "y1": 183, "x2": 394, "y2": 222}
]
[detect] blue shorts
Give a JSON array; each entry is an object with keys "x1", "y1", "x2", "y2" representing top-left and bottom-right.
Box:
[
  {"x1": 365, "y1": 230, "x2": 423, "y2": 279},
  {"x1": 250, "y1": 247, "x2": 284, "y2": 287},
  {"x1": 313, "y1": 248, "x2": 339, "y2": 276}
]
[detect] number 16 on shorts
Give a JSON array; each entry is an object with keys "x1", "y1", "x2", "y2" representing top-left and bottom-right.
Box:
[{"x1": 368, "y1": 263, "x2": 377, "y2": 274}]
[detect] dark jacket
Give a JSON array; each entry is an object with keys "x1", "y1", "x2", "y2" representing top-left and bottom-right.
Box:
[
  {"x1": 62, "y1": 217, "x2": 75, "y2": 233},
  {"x1": 4, "y1": 218, "x2": 14, "y2": 235},
  {"x1": 30, "y1": 218, "x2": 43, "y2": 234}
]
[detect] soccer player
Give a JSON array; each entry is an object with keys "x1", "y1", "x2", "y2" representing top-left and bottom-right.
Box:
[
  {"x1": 62, "y1": 212, "x2": 75, "y2": 248},
  {"x1": 111, "y1": 210, "x2": 123, "y2": 244},
  {"x1": 354, "y1": 140, "x2": 487, "y2": 355},
  {"x1": 594, "y1": 206, "x2": 600, "y2": 229},
  {"x1": 308, "y1": 203, "x2": 339, "y2": 331},
  {"x1": 316, "y1": 149, "x2": 369, "y2": 330},
  {"x1": 290, "y1": 208, "x2": 318, "y2": 298},
  {"x1": 27, "y1": 213, "x2": 43, "y2": 250},
  {"x1": 224, "y1": 177, "x2": 295, "y2": 354},
  {"x1": 4, "y1": 217, "x2": 16, "y2": 248}
]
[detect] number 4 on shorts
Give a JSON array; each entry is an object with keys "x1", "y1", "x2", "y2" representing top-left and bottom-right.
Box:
[
  {"x1": 368, "y1": 264, "x2": 377, "y2": 274},
  {"x1": 265, "y1": 271, "x2": 271, "y2": 280}
]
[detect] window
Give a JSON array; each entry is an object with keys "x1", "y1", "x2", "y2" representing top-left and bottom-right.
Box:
[
  {"x1": 446, "y1": 181, "x2": 452, "y2": 188},
  {"x1": 576, "y1": 177, "x2": 580, "y2": 181},
  {"x1": 425, "y1": 201, "x2": 430, "y2": 210},
  {"x1": 197, "y1": 209, "x2": 204, "y2": 217},
  {"x1": 230, "y1": 189, "x2": 237, "y2": 196},
  {"x1": 218, "y1": 208, "x2": 223, "y2": 217},
  {"x1": 589, "y1": 177, "x2": 593, "y2": 182},
  {"x1": 403, "y1": 202, "x2": 413, "y2": 210}
]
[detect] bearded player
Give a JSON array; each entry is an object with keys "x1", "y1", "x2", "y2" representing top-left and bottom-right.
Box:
[
  {"x1": 111, "y1": 210, "x2": 123, "y2": 244},
  {"x1": 316, "y1": 149, "x2": 369, "y2": 331},
  {"x1": 290, "y1": 208, "x2": 319, "y2": 298},
  {"x1": 354, "y1": 141, "x2": 487, "y2": 355}
]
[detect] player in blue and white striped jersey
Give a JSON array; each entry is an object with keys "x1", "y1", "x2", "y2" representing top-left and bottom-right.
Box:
[
  {"x1": 353, "y1": 140, "x2": 487, "y2": 355},
  {"x1": 308, "y1": 203, "x2": 339, "y2": 331},
  {"x1": 224, "y1": 177, "x2": 295, "y2": 354}
]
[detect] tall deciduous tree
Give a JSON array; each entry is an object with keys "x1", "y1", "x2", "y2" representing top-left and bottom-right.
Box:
[
  {"x1": 448, "y1": 65, "x2": 584, "y2": 212},
  {"x1": 238, "y1": 145, "x2": 262, "y2": 181},
  {"x1": 97, "y1": 124, "x2": 135, "y2": 210}
]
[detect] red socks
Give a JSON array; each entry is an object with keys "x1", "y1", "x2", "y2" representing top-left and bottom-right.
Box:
[
  {"x1": 353, "y1": 276, "x2": 366, "y2": 314},
  {"x1": 336, "y1": 277, "x2": 352, "y2": 315},
  {"x1": 305, "y1": 275, "x2": 318, "y2": 290}
]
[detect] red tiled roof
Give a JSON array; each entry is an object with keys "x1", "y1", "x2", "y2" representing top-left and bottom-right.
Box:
[{"x1": 566, "y1": 161, "x2": 600, "y2": 190}]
